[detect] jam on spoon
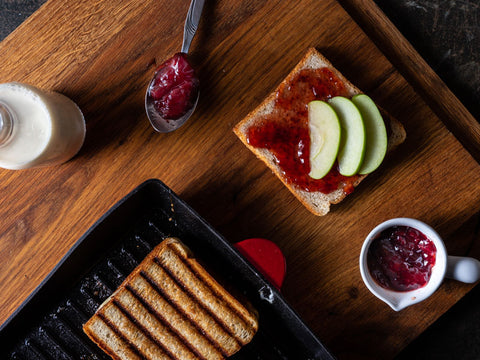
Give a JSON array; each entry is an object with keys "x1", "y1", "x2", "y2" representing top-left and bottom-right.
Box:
[{"x1": 147, "y1": 53, "x2": 199, "y2": 121}]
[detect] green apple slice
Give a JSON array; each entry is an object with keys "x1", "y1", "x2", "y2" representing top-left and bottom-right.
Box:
[
  {"x1": 308, "y1": 100, "x2": 341, "y2": 179},
  {"x1": 352, "y1": 94, "x2": 387, "y2": 174},
  {"x1": 329, "y1": 96, "x2": 366, "y2": 176}
]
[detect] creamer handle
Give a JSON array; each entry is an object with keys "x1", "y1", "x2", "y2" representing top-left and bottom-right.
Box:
[{"x1": 446, "y1": 256, "x2": 480, "y2": 283}]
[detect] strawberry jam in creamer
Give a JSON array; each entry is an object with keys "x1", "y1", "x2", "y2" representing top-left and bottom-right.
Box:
[
  {"x1": 246, "y1": 68, "x2": 359, "y2": 194},
  {"x1": 367, "y1": 226, "x2": 437, "y2": 292}
]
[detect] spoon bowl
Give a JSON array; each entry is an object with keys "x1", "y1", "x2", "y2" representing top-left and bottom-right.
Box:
[
  {"x1": 145, "y1": 0, "x2": 204, "y2": 133},
  {"x1": 145, "y1": 75, "x2": 199, "y2": 133}
]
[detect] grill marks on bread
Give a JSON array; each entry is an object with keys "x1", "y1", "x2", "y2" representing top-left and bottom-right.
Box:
[
  {"x1": 88, "y1": 315, "x2": 144, "y2": 360},
  {"x1": 126, "y1": 277, "x2": 226, "y2": 358},
  {"x1": 83, "y1": 238, "x2": 258, "y2": 359},
  {"x1": 153, "y1": 244, "x2": 257, "y2": 342}
]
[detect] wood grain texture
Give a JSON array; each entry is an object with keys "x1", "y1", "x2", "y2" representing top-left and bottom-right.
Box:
[{"x1": 0, "y1": 0, "x2": 480, "y2": 359}]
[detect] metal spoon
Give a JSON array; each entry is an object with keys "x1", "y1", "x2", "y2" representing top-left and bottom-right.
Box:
[{"x1": 145, "y1": 0, "x2": 205, "y2": 132}]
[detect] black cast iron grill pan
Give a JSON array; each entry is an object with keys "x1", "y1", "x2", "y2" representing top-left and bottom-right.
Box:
[{"x1": 0, "y1": 179, "x2": 334, "y2": 360}]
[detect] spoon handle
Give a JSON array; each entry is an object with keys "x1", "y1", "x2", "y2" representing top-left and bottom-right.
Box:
[{"x1": 181, "y1": 0, "x2": 205, "y2": 53}]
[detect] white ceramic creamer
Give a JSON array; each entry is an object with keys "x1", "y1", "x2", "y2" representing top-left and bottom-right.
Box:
[{"x1": 0, "y1": 82, "x2": 86, "y2": 170}]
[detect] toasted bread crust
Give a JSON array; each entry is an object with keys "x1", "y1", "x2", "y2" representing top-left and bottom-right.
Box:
[
  {"x1": 83, "y1": 238, "x2": 258, "y2": 359},
  {"x1": 233, "y1": 48, "x2": 406, "y2": 216}
]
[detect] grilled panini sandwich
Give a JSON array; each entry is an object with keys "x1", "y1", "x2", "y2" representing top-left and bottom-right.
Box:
[{"x1": 83, "y1": 237, "x2": 258, "y2": 359}]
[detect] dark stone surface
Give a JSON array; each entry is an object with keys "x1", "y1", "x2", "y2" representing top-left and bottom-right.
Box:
[
  {"x1": 1, "y1": 0, "x2": 480, "y2": 358},
  {"x1": 374, "y1": 0, "x2": 480, "y2": 131},
  {"x1": 397, "y1": 283, "x2": 480, "y2": 359},
  {"x1": 0, "y1": 0, "x2": 46, "y2": 40}
]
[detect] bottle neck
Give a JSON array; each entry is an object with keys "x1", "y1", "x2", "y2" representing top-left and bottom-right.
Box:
[{"x1": 0, "y1": 101, "x2": 14, "y2": 147}]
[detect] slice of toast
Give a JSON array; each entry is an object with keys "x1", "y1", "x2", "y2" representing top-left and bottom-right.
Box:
[
  {"x1": 234, "y1": 48, "x2": 406, "y2": 216},
  {"x1": 83, "y1": 238, "x2": 258, "y2": 359}
]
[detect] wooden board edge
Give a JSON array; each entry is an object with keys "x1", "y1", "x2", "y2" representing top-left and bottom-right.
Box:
[{"x1": 337, "y1": 0, "x2": 480, "y2": 164}]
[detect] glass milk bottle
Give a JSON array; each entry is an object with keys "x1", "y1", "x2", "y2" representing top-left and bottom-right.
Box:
[{"x1": 0, "y1": 82, "x2": 86, "y2": 170}]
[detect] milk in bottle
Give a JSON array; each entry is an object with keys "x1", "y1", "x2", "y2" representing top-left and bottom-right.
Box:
[{"x1": 0, "y1": 82, "x2": 86, "y2": 170}]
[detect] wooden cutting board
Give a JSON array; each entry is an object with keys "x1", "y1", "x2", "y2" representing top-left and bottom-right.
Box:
[{"x1": 1, "y1": 0, "x2": 480, "y2": 358}]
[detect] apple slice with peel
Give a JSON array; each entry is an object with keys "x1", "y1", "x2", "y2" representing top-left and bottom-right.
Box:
[
  {"x1": 329, "y1": 96, "x2": 366, "y2": 176},
  {"x1": 308, "y1": 100, "x2": 341, "y2": 179},
  {"x1": 352, "y1": 94, "x2": 387, "y2": 174}
]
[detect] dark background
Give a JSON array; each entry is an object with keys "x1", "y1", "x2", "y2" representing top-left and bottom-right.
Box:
[{"x1": 1, "y1": 0, "x2": 480, "y2": 358}]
